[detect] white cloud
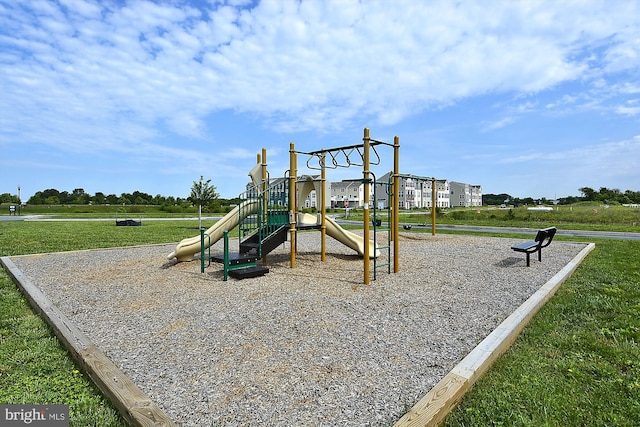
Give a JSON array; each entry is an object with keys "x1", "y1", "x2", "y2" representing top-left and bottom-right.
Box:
[
  {"x1": 483, "y1": 116, "x2": 517, "y2": 131},
  {"x1": 616, "y1": 105, "x2": 640, "y2": 116},
  {"x1": 500, "y1": 136, "x2": 640, "y2": 176},
  {"x1": 2, "y1": 0, "x2": 640, "y2": 163}
]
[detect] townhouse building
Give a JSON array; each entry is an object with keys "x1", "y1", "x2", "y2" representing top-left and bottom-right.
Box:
[
  {"x1": 375, "y1": 173, "x2": 455, "y2": 209},
  {"x1": 245, "y1": 175, "x2": 330, "y2": 209},
  {"x1": 246, "y1": 173, "x2": 481, "y2": 210},
  {"x1": 329, "y1": 179, "x2": 374, "y2": 208},
  {"x1": 449, "y1": 181, "x2": 483, "y2": 207}
]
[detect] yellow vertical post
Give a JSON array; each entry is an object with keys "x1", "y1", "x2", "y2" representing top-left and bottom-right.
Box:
[
  {"x1": 363, "y1": 128, "x2": 371, "y2": 284},
  {"x1": 393, "y1": 135, "x2": 400, "y2": 273},
  {"x1": 289, "y1": 143, "x2": 297, "y2": 269},
  {"x1": 261, "y1": 148, "x2": 268, "y2": 263},
  {"x1": 256, "y1": 152, "x2": 261, "y2": 200},
  {"x1": 389, "y1": 170, "x2": 395, "y2": 244},
  {"x1": 432, "y1": 177, "x2": 437, "y2": 236},
  {"x1": 320, "y1": 152, "x2": 327, "y2": 262}
]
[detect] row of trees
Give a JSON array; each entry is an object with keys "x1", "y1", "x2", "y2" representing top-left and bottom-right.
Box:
[
  {"x1": 22, "y1": 188, "x2": 176, "y2": 206},
  {"x1": 4, "y1": 184, "x2": 639, "y2": 208},
  {"x1": 483, "y1": 186, "x2": 640, "y2": 206},
  {"x1": 0, "y1": 177, "x2": 226, "y2": 209},
  {"x1": 578, "y1": 187, "x2": 640, "y2": 205}
]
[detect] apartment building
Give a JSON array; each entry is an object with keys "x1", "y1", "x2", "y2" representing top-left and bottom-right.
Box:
[
  {"x1": 449, "y1": 182, "x2": 483, "y2": 207},
  {"x1": 245, "y1": 175, "x2": 330, "y2": 209},
  {"x1": 375, "y1": 173, "x2": 455, "y2": 209},
  {"x1": 329, "y1": 179, "x2": 376, "y2": 208},
  {"x1": 246, "y1": 174, "x2": 480, "y2": 209}
]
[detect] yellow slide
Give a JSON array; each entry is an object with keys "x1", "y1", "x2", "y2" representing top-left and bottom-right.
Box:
[
  {"x1": 298, "y1": 213, "x2": 379, "y2": 258},
  {"x1": 325, "y1": 216, "x2": 380, "y2": 258},
  {"x1": 167, "y1": 200, "x2": 259, "y2": 262}
]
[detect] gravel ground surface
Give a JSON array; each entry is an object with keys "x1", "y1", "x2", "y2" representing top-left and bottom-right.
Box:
[{"x1": 10, "y1": 232, "x2": 587, "y2": 426}]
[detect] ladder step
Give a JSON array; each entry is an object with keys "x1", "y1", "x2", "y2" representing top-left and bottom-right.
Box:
[
  {"x1": 239, "y1": 242, "x2": 259, "y2": 253},
  {"x1": 211, "y1": 253, "x2": 258, "y2": 265},
  {"x1": 228, "y1": 266, "x2": 270, "y2": 279}
]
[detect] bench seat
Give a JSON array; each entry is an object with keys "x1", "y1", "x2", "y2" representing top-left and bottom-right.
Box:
[{"x1": 511, "y1": 226, "x2": 557, "y2": 266}]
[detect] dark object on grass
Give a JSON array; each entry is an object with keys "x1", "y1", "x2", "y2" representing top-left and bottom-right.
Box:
[{"x1": 116, "y1": 219, "x2": 142, "y2": 226}]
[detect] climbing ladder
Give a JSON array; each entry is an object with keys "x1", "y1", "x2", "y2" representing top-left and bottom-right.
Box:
[{"x1": 208, "y1": 178, "x2": 290, "y2": 280}]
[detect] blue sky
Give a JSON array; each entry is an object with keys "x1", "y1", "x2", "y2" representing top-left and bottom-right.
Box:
[{"x1": 1, "y1": 0, "x2": 639, "y2": 201}]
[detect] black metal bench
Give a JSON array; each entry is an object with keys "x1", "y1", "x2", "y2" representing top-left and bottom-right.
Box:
[{"x1": 511, "y1": 226, "x2": 557, "y2": 266}]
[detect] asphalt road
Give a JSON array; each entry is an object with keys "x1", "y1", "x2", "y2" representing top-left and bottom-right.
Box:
[
  {"x1": 421, "y1": 224, "x2": 640, "y2": 240},
  {"x1": 337, "y1": 219, "x2": 640, "y2": 240},
  {"x1": 0, "y1": 215, "x2": 38, "y2": 222},
  {"x1": 2, "y1": 215, "x2": 639, "y2": 240}
]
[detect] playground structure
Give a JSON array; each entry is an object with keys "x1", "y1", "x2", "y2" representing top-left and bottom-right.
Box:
[
  {"x1": 167, "y1": 128, "x2": 401, "y2": 284},
  {"x1": 167, "y1": 200, "x2": 259, "y2": 262},
  {"x1": 289, "y1": 128, "x2": 400, "y2": 284}
]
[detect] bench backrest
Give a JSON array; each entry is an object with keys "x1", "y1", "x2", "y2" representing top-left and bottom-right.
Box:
[{"x1": 534, "y1": 226, "x2": 557, "y2": 248}]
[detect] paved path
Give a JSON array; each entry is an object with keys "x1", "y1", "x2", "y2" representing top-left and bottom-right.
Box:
[
  {"x1": 0, "y1": 215, "x2": 41, "y2": 222},
  {"x1": 425, "y1": 224, "x2": 640, "y2": 240},
  {"x1": 0, "y1": 215, "x2": 222, "y2": 222},
  {"x1": 337, "y1": 219, "x2": 640, "y2": 240},
  {"x1": 3, "y1": 215, "x2": 639, "y2": 240}
]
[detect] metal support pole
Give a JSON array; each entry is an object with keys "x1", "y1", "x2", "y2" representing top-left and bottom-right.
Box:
[
  {"x1": 261, "y1": 147, "x2": 268, "y2": 263},
  {"x1": 223, "y1": 230, "x2": 229, "y2": 281},
  {"x1": 432, "y1": 177, "x2": 437, "y2": 236},
  {"x1": 289, "y1": 142, "x2": 297, "y2": 269},
  {"x1": 393, "y1": 136, "x2": 400, "y2": 273},
  {"x1": 321, "y1": 152, "x2": 327, "y2": 262},
  {"x1": 363, "y1": 128, "x2": 371, "y2": 285},
  {"x1": 200, "y1": 227, "x2": 205, "y2": 274}
]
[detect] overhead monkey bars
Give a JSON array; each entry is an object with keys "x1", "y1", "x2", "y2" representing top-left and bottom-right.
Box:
[
  {"x1": 289, "y1": 128, "x2": 400, "y2": 285},
  {"x1": 299, "y1": 139, "x2": 388, "y2": 170}
]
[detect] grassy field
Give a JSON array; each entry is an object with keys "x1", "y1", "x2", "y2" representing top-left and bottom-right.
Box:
[
  {"x1": 361, "y1": 203, "x2": 640, "y2": 233},
  {"x1": 442, "y1": 237, "x2": 640, "y2": 426},
  {"x1": 433, "y1": 204, "x2": 640, "y2": 232},
  {"x1": 0, "y1": 220, "x2": 202, "y2": 426},
  {"x1": 2, "y1": 204, "x2": 200, "y2": 218},
  {"x1": 1, "y1": 215, "x2": 639, "y2": 426}
]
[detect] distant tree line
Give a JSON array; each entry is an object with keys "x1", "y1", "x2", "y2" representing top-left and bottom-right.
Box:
[
  {"x1": 0, "y1": 193, "x2": 21, "y2": 204},
  {"x1": 484, "y1": 186, "x2": 640, "y2": 206},
  {"x1": 0, "y1": 187, "x2": 240, "y2": 212},
  {"x1": 3, "y1": 185, "x2": 639, "y2": 208},
  {"x1": 25, "y1": 188, "x2": 173, "y2": 206},
  {"x1": 577, "y1": 187, "x2": 640, "y2": 204}
]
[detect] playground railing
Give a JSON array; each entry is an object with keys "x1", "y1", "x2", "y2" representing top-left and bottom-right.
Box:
[
  {"x1": 372, "y1": 173, "x2": 393, "y2": 280},
  {"x1": 200, "y1": 228, "x2": 211, "y2": 273},
  {"x1": 234, "y1": 179, "x2": 290, "y2": 259}
]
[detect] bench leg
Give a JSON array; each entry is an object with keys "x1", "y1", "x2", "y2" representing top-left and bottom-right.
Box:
[
  {"x1": 526, "y1": 253, "x2": 530, "y2": 267},
  {"x1": 538, "y1": 250, "x2": 542, "y2": 263}
]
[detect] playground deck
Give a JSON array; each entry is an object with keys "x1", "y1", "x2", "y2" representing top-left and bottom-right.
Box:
[{"x1": 6, "y1": 233, "x2": 589, "y2": 426}]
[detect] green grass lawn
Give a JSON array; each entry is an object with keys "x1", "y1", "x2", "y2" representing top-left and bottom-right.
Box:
[
  {"x1": 354, "y1": 203, "x2": 640, "y2": 232},
  {"x1": 443, "y1": 238, "x2": 640, "y2": 426},
  {"x1": 1, "y1": 219, "x2": 639, "y2": 425},
  {"x1": 0, "y1": 220, "x2": 201, "y2": 427}
]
